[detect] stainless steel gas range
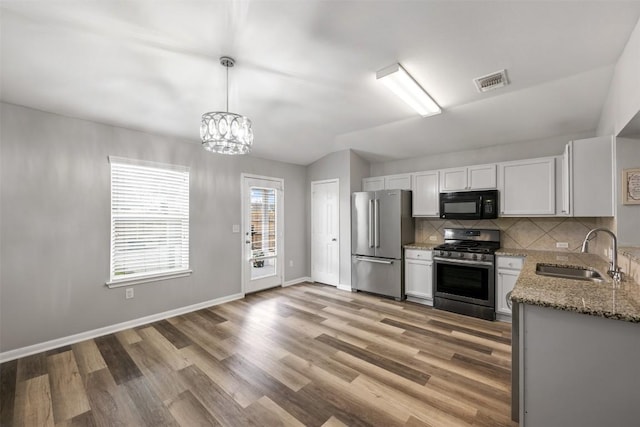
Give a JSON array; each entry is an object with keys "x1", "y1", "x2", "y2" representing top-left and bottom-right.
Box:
[{"x1": 433, "y1": 228, "x2": 500, "y2": 321}]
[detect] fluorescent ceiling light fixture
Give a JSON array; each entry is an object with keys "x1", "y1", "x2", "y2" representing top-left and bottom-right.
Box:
[{"x1": 376, "y1": 63, "x2": 441, "y2": 117}]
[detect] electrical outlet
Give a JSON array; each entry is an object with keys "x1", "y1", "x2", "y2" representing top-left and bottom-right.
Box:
[
  {"x1": 289, "y1": 260, "x2": 294, "y2": 267},
  {"x1": 429, "y1": 236, "x2": 438, "y2": 241},
  {"x1": 232, "y1": 224, "x2": 240, "y2": 233},
  {"x1": 556, "y1": 242, "x2": 569, "y2": 249},
  {"x1": 125, "y1": 288, "x2": 134, "y2": 299},
  {"x1": 556, "y1": 255, "x2": 569, "y2": 262}
]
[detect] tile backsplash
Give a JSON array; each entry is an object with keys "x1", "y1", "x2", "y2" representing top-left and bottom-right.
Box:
[{"x1": 415, "y1": 217, "x2": 614, "y2": 253}]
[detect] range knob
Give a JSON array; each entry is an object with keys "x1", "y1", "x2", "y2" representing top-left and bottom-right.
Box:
[
  {"x1": 471, "y1": 254, "x2": 478, "y2": 260},
  {"x1": 458, "y1": 252, "x2": 464, "y2": 258}
]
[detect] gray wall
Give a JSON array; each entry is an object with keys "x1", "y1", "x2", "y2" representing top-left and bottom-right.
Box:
[
  {"x1": 0, "y1": 103, "x2": 308, "y2": 352},
  {"x1": 307, "y1": 149, "x2": 353, "y2": 287},
  {"x1": 350, "y1": 150, "x2": 369, "y2": 194},
  {"x1": 597, "y1": 16, "x2": 640, "y2": 137},
  {"x1": 369, "y1": 132, "x2": 593, "y2": 176},
  {"x1": 616, "y1": 137, "x2": 640, "y2": 246}
]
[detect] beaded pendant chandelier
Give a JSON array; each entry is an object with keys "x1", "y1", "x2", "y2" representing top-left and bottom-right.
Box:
[{"x1": 201, "y1": 56, "x2": 253, "y2": 155}]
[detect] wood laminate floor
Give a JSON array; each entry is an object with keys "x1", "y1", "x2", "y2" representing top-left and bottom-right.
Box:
[{"x1": 0, "y1": 283, "x2": 517, "y2": 426}]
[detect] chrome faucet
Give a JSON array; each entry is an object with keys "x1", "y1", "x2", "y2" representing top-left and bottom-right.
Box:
[{"x1": 581, "y1": 228, "x2": 622, "y2": 281}]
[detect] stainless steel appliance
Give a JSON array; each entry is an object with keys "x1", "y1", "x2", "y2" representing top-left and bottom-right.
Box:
[
  {"x1": 433, "y1": 228, "x2": 500, "y2": 320},
  {"x1": 439, "y1": 189, "x2": 498, "y2": 220},
  {"x1": 351, "y1": 190, "x2": 414, "y2": 300}
]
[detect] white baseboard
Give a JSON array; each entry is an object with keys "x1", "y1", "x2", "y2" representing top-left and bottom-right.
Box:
[
  {"x1": 282, "y1": 276, "x2": 312, "y2": 287},
  {"x1": 496, "y1": 312, "x2": 512, "y2": 323},
  {"x1": 337, "y1": 284, "x2": 353, "y2": 292},
  {"x1": 0, "y1": 292, "x2": 244, "y2": 363}
]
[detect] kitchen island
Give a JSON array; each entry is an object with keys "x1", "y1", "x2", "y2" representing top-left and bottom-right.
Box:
[{"x1": 506, "y1": 249, "x2": 640, "y2": 427}]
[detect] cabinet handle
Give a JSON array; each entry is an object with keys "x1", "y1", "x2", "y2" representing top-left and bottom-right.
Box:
[{"x1": 506, "y1": 290, "x2": 513, "y2": 309}]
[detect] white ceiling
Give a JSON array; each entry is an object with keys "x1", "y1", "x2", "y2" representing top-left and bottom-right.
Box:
[{"x1": 2, "y1": 1, "x2": 640, "y2": 165}]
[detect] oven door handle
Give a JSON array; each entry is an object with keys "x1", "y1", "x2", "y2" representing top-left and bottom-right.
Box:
[{"x1": 433, "y1": 257, "x2": 494, "y2": 267}]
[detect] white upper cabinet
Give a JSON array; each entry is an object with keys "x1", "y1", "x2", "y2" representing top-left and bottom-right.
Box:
[
  {"x1": 468, "y1": 164, "x2": 497, "y2": 190},
  {"x1": 363, "y1": 174, "x2": 411, "y2": 191},
  {"x1": 362, "y1": 177, "x2": 384, "y2": 191},
  {"x1": 560, "y1": 145, "x2": 571, "y2": 216},
  {"x1": 569, "y1": 136, "x2": 614, "y2": 217},
  {"x1": 498, "y1": 157, "x2": 556, "y2": 215},
  {"x1": 384, "y1": 174, "x2": 412, "y2": 190},
  {"x1": 367, "y1": 144, "x2": 614, "y2": 218},
  {"x1": 440, "y1": 167, "x2": 467, "y2": 191},
  {"x1": 412, "y1": 171, "x2": 440, "y2": 217},
  {"x1": 439, "y1": 164, "x2": 496, "y2": 192}
]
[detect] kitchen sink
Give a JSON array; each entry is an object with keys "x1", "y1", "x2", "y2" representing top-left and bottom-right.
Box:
[{"x1": 535, "y1": 263, "x2": 604, "y2": 282}]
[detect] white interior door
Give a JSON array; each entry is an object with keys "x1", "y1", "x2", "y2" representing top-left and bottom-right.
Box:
[
  {"x1": 242, "y1": 175, "x2": 284, "y2": 294},
  {"x1": 311, "y1": 179, "x2": 339, "y2": 286}
]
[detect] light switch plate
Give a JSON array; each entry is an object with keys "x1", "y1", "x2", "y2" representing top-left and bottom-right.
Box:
[
  {"x1": 429, "y1": 236, "x2": 438, "y2": 241},
  {"x1": 232, "y1": 224, "x2": 240, "y2": 233},
  {"x1": 556, "y1": 242, "x2": 569, "y2": 249}
]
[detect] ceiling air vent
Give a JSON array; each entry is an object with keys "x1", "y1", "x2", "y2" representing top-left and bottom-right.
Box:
[{"x1": 473, "y1": 69, "x2": 509, "y2": 93}]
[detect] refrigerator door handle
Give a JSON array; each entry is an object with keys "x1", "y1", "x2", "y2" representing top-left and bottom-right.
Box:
[
  {"x1": 368, "y1": 199, "x2": 374, "y2": 248},
  {"x1": 374, "y1": 199, "x2": 380, "y2": 248},
  {"x1": 355, "y1": 256, "x2": 394, "y2": 265}
]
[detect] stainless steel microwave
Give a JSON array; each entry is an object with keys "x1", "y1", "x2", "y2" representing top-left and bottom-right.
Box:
[{"x1": 439, "y1": 190, "x2": 498, "y2": 220}]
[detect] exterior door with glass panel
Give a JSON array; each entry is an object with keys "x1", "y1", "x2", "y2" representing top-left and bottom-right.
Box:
[{"x1": 242, "y1": 175, "x2": 283, "y2": 294}]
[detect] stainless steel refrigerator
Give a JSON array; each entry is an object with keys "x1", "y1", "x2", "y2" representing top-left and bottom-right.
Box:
[{"x1": 351, "y1": 190, "x2": 414, "y2": 300}]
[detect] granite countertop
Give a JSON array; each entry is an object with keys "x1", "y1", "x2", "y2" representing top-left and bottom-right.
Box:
[
  {"x1": 506, "y1": 249, "x2": 640, "y2": 323},
  {"x1": 619, "y1": 246, "x2": 640, "y2": 262},
  {"x1": 404, "y1": 242, "x2": 440, "y2": 250}
]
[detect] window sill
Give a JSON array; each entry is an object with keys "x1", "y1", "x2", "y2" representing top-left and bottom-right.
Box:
[{"x1": 106, "y1": 270, "x2": 192, "y2": 288}]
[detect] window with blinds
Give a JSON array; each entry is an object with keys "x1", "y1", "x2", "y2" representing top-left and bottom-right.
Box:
[
  {"x1": 250, "y1": 187, "x2": 277, "y2": 259},
  {"x1": 108, "y1": 157, "x2": 190, "y2": 286}
]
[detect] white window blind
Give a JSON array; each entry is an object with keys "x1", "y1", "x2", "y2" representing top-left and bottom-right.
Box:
[
  {"x1": 108, "y1": 157, "x2": 190, "y2": 286},
  {"x1": 250, "y1": 187, "x2": 277, "y2": 259}
]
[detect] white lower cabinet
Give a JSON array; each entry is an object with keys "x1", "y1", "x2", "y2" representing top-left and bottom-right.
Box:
[
  {"x1": 405, "y1": 249, "x2": 433, "y2": 305},
  {"x1": 496, "y1": 256, "x2": 524, "y2": 320}
]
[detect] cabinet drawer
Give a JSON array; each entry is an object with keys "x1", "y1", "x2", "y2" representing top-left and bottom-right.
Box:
[
  {"x1": 497, "y1": 256, "x2": 524, "y2": 270},
  {"x1": 405, "y1": 249, "x2": 433, "y2": 261}
]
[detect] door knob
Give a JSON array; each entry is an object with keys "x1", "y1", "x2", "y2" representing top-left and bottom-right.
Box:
[{"x1": 332, "y1": 238, "x2": 337, "y2": 241}]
